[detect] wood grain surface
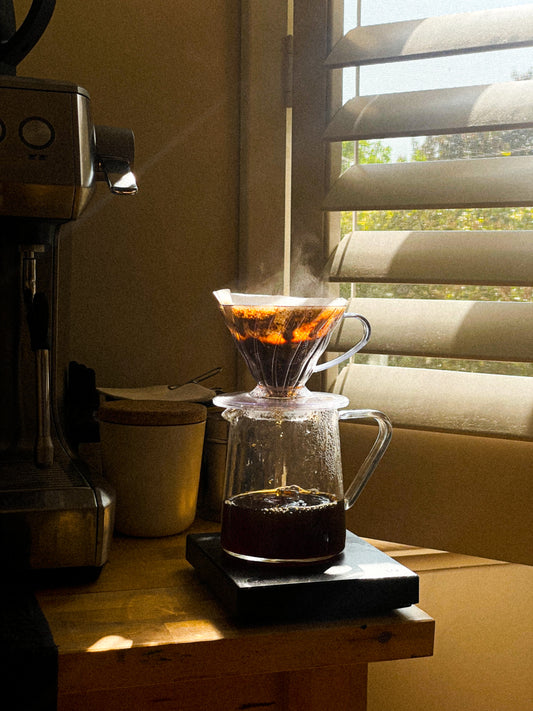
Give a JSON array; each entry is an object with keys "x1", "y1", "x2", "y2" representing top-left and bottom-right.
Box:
[{"x1": 36, "y1": 520, "x2": 434, "y2": 710}]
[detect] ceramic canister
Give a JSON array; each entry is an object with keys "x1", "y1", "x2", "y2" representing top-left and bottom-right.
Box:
[{"x1": 98, "y1": 400, "x2": 207, "y2": 536}]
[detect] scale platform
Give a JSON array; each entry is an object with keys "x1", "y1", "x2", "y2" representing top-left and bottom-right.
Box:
[{"x1": 186, "y1": 531, "x2": 419, "y2": 621}]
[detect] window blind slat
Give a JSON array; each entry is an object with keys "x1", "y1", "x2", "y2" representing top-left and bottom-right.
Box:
[
  {"x1": 323, "y1": 156, "x2": 533, "y2": 211},
  {"x1": 324, "y1": 80, "x2": 533, "y2": 142},
  {"x1": 333, "y1": 363, "x2": 533, "y2": 440},
  {"x1": 325, "y1": 5, "x2": 533, "y2": 68},
  {"x1": 328, "y1": 231, "x2": 533, "y2": 286},
  {"x1": 329, "y1": 298, "x2": 533, "y2": 363}
]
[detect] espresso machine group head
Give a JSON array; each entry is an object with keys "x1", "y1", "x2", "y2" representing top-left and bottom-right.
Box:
[{"x1": 0, "y1": 0, "x2": 137, "y2": 574}]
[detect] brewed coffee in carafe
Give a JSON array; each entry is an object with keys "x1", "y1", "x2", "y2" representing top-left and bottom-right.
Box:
[{"x1": 213, "y1": 290, "x2": 392, "y2": 564}]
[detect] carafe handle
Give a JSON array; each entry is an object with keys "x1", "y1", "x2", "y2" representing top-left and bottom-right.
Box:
[
  {"x1": 339, "y1": 409, "x2": 392, "y2": 510},
  {"x1": 313, "y1": 313, "x2": 371, "y2": 372}
]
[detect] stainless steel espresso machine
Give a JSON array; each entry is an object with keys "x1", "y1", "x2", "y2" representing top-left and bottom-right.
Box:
[{"x1": 0, "y1": 0, "x2": 137, "y2": 574}]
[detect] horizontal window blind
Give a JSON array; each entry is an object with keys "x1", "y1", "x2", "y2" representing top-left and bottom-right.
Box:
[
  {"x1": 335, "y1": 363, "x2": 533, "y2": 440},
  {"x1": 323, "y1": 4, "x2": 533, "y2": 443},
  {"x1": 303, "y1": 1, "x2": 533, "y2": 563},
  {"x1": 324, "y1": 5, "x2": 533, "y2": 67},
  {"x1": 323, "y1": 155, "x2": 533, "y2": 210},
  {"x1": 324, "y1": 80, "x2": 533, "y2": 141},
  {"x1": 331, "y1": 299, "x2": 533, "y2": 365},
  {"x1": 328, "y1": 230, "x2": 533, "y2": 285}
]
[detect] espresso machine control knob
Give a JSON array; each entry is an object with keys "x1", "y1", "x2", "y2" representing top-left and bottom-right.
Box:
[{"x1": 19, "y1": 116, "x2": 55, "y2": 149}]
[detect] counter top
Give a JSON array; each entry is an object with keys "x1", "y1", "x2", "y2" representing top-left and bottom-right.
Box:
[{"x1": 36, "y1": 520, "x2": 435, "y2": 711}]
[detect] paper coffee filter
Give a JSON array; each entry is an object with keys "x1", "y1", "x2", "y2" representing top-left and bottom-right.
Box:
[{"x1": 213, "y1": 289, "x2": 347, "y2": 307}]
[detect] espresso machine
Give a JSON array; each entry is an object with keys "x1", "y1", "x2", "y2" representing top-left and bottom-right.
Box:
[{"x1": 0, "y1": 0, "x2": 137, "y2": 573}]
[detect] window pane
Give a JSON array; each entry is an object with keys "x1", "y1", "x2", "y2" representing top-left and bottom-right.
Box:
[{"x1": 359, "y1": 0, "x2": 533, "y2": 25}]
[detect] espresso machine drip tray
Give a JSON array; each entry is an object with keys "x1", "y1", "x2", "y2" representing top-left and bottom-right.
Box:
[
  {"x1": 186, "y1": 532, "x2": 419, "y2": 622},
  {"x1": 0, "y1": 447, "x2": 114, "y2": 573},
  {"x1": 0, "y1": 458, "x2": 85, "y2": 491}
]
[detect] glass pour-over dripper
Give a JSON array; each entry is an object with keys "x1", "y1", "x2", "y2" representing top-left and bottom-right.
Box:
[{"x1": 214, "y1": 289, "x2": 370, "y2": 397}]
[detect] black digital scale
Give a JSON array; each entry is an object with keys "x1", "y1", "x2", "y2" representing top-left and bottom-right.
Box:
[{"x1": 186, "y1": 531, "x2": 419, "y2": 622}]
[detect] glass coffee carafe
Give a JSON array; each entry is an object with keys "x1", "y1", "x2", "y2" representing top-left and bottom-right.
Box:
[{"x1": 213, "y1": 290, "x2": 392, "y2": 565}]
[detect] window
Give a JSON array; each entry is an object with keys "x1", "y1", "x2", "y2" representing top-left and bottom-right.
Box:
[
  {"x1": 338, "y1": 1, "x2": 533, "y2": 382},
  {"x1": 241, "y1": 1, "x2": 533, "y2": 564}
]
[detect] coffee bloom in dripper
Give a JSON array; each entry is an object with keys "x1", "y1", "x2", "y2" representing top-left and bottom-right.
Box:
[{"x1": 214, "y1": 289, "x2": 368, "y2": 398}]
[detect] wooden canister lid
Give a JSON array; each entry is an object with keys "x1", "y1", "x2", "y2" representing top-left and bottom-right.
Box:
[{"x1": 98, "y1": 400, "x2": 207, "y2": 426}]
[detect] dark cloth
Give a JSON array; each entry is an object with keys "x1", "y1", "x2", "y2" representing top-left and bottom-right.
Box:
[{"x1": 0, "y1": 585, "x2": 57, "y2": 711}]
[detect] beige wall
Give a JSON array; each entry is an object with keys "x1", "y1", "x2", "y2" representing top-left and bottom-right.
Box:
[
  {"x1": 18, "y1": 1, "x2": 240, "y2": 392},
  {"x1": 367, "y1": 558, "x2": 533, "y2": 711}
]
